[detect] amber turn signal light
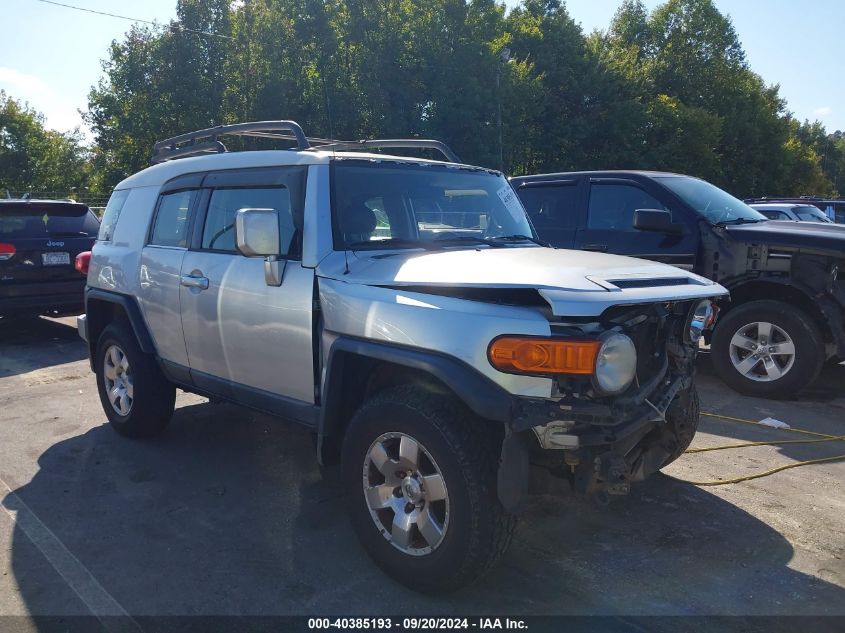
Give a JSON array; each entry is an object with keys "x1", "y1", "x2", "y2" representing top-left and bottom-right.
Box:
[{"x1": 488, "y1": 336, "x2": 601, "y2": 375}]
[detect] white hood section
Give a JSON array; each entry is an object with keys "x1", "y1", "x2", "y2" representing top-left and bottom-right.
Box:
[{"x1": 317, "y1": 247, "x2": 727, "y2": 317}]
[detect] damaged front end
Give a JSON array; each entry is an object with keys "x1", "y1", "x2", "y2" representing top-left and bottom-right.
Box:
[{"x1": 504, "y1": 300, "x2": 707, "y2": 504}]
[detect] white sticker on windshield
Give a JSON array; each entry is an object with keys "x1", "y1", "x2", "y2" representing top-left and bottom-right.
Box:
[{"x1": 497, "y1": 185, "x2": 524, "y2": 222}]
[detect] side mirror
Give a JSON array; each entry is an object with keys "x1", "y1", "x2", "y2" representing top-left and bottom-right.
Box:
[
  {"x1": 235, "y1": 208, "x2": 280, "y2": 257},
  {"x1": 633, "y1": 209, "x2": 683, "y2": 235},
  {"x1": 235, "y1": 208, "x2": 285, "y2": 286}
]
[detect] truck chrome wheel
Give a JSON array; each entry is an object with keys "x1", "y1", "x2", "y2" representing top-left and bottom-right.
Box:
[
  {"x1": 103, "y1": 344, "x2": 134, "y2": 415},
  {"x1": 362, "y1": 432, "x2": 449, "y2": 556},
  {"x1": 729, "y1": 321, "x2": 796, "y2": 382}
]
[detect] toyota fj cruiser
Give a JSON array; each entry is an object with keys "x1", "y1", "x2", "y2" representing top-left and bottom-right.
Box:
[
  {"x1": 79, "y1": 122, "x2": 726, "y2": 592},
  {"x1": 513, "y1": 171, "x2": 845, "y2": 398}
]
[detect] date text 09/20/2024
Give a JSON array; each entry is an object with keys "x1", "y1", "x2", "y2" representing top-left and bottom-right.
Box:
[{"x1": 307, "y1": 618, "x2": 528, "y2": 630}]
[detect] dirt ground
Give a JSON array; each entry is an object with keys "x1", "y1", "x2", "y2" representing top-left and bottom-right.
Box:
[{"x1": 0, "y1": 316, "x2": 843, "y2": 625}]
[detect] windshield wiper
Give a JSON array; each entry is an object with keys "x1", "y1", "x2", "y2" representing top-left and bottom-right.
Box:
[
  {"x1": 347, "y1": 238, "x2": 442, "y2": 251},
  {"x1": 48, "y1": 231, "x2": 90, "y2": 237},
  {"x1": 432, "y1": 235, "x2": 506, "y2": 248},
  {"x1": 715, "y1": 217, "x2": 766, "y2": 227},
  {"x1": 490, "y1": 234, "x2": 549, "y2": 246}
]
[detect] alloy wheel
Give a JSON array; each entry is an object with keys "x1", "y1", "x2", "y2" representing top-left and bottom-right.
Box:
[
  {"x1": 728, "y1": 321, "x2": 796, "y2": 382},
  {"x1": 103, "y1": 344, "x2": 134, "y2": 415},
  {"x1": 362, "y1": 432, "x2": 449, "y2": 556}
]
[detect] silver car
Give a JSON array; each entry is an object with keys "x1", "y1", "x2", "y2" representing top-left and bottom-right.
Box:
[
  {"x1": 78, "y1": 121, "x2": 727, "y2": 592},
  {"x1": 750, "y1": 202, "x2": 834, "y2": 223}
]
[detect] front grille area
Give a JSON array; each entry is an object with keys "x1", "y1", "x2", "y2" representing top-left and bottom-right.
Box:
[{"x1": 550, "y1": 301, "x2": 695, "y2": 402}]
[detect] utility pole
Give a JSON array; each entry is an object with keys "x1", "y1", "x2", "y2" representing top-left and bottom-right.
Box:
[{"x1": 497, "y1": 47, "x2": 511, "y2": 172}]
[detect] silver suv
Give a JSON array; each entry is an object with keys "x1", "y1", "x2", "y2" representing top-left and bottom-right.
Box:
[{"x1": 78, "y1": 121, "x2": 727, "y2": 592}]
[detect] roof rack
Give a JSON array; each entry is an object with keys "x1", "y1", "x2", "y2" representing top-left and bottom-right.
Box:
[
  {"x1": 151, "y1": 120, "x2": 460, "y2": 165},
  {"x1": 309, "y1": 138, "x2": 460, "y2": 163},
  {"x1": 152, "y1": 121, "x2": 310, "y2": 164}
]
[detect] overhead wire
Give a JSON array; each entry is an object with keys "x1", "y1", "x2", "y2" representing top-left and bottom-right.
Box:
[{"x1": 32, "y1": 0, "x2": 232, "y2": 40}]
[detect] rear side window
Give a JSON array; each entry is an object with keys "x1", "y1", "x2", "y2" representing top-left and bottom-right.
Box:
[
  {"x1": 0, "y1": 204, "x2": 99, "y2": 238},
  {"x1": 203, "y1": 187, "x2": 295, "y2": 254},
  {"x1": 99, "y1": 190, "x2": 130, "y2": 241},
  {"x1": 761, "y1": 210, "x2": 789, "y2": 220},
  {"x1": 518, "y1": 183, "x2": 579, "y2": 230},
  {"x1": 150, "y1": 190, "x2": 197, "y2": 248},
  {"x1": 588, "y1": 184, "x2": 667, "y2": 231}
]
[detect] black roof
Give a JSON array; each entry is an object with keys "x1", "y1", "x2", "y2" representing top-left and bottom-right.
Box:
[{"x1": 0, "y1": 199, "x2": 90, "y2": 211}]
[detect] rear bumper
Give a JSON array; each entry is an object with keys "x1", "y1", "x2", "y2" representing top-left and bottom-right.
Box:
[
  {"x1": 0, "y1": 282, "x2": 85, "y2": 315},
  {"x1": 77, "y1": 314, "x2": 88, "y2": 342}
]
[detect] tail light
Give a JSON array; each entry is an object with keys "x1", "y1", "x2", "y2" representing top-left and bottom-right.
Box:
[
  {"x1": 75, "y1": 251, "x2": 92, "y2": 275},
  {"x1": 0, "y1": 243, "x2": 16, "y2": 261}
]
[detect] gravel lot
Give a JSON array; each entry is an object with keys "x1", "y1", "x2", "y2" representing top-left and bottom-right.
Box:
[{"x1": 0, "y1": 316, "x2": 843, "y2": 623}]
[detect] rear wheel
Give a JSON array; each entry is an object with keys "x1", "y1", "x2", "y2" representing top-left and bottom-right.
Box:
[
  {"x1": 341, "y1": 385, "x2": 516, "y2": 593},
  {"x1": 711, "y1": 300, "x2": 824, "y2": 398},
  {"x1": 95, "y1": 321, "x2": 175, "y2": 438}
]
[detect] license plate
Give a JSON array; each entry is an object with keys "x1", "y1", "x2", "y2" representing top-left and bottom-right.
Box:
[{"x1": 42, "y1": 252, "x2": 70, "y2": 266}]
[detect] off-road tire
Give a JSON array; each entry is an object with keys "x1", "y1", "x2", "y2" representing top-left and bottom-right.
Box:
[
  {"x1": 711, "y1": 300, "x2": 824, "y2": 398},
  {"x1": 95, "y1": 321, "x2": 175, "y2": 438},
  {"x1": 341, "y1": 385, "x2": 516, "y2": 593},
  {"x1": 662, "y1": 386, "x2": 700, "y2": 467}
]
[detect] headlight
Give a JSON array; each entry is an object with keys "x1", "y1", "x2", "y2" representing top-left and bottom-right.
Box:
[
  {"x1": 686, "y1": 300, "x2": 714, "y2": 343},
  {"x1": 593, "y1": 332, "x2": 637, "y2": 395}
]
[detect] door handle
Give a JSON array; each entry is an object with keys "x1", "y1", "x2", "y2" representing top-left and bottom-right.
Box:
[
  {"x1": 582, "y1": 244, "x2": 608, "y2": 252},
  {"x1": 180, "y1": 274, "x2": 209, "y2": 290}
]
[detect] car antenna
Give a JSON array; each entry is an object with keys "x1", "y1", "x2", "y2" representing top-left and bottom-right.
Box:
[{"x1": 343, "y1": 245, "x2": 350, "y2": 275}]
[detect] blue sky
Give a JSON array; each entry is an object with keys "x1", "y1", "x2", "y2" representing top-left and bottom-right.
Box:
[{"x1": 1, "y1": 0, "x2": 842, "y2": 137}]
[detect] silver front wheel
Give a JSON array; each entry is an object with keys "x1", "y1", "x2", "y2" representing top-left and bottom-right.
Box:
[
  {"x1": 362, "y1": 432, "x2": 449, "y2": 556},
  {"x1": 103, "y1": 344, "x2": 134, "y2": 415},
  {"x1": 728, "y1": 321, "x2": 796, "y2": 382}
]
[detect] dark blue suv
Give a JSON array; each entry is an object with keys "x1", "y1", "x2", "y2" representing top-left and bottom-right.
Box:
[
  {"x1": 0, "y1": 199, "x2": 98, "y2": 318},
  {"x1": 512, "y1": 171, "x2": 845, "y2": 398}
]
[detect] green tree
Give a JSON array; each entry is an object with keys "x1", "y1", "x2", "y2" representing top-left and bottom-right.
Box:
[
  {"x1": 86, "y1": 0, "x2": 231, "y2": 192},
  {"x1": 0, "y1": 91, "x2": 90, "y2": 197},
  {"x1": 82, "y1": 0, "x2": 840, "y2": 199}
]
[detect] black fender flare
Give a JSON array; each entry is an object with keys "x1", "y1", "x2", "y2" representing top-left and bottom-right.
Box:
[
  {"x1": 723, "y1": 276, "x2": 845, "y2": 354},
  {"x1": 84, "y1": 288, "x2": 156, "y2": 368},
  {"x1": 317, "y1": 336, "x2": 529, "y2": 512},
  {"x1": 318, "y1": 336, "x2": 516, "y2": 436}
]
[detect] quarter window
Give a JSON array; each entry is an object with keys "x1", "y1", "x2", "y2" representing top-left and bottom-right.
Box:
[
  {"x1": 150, "y1": 190, "x2": 196, "y2": 248},
  {"x1": 99, "y1": 190, "x2": 130, "y2": 241},
  {"x1": 588, "y1": 184, "x2": 667, "y2": 231},
  {"x1": 203, "y1": 187, "x2": 295, "y2": 255}
]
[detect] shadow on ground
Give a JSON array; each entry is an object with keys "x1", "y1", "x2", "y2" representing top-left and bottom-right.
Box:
[
  {"x1": 695, "y1": 350, "x2": 845, "y2": 464},
  {"x1": 4, "y1": 400, "x2": 844, "y2": 619},
  {"x1": 0, "y1": 316, "x2": 86, "y2": 377}
]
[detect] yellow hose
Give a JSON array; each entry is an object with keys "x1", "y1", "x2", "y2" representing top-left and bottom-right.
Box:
[{"x1": 663, "y1": 411, "x2": 845, "y2": 486}]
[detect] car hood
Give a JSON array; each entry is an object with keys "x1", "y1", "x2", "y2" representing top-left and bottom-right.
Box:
[
  {"x1": 725, "y1": 220, "x2": 845, "y2": 254},
  {"x1": 317, "y1": 246, "x2": 727, "y2": 317}
]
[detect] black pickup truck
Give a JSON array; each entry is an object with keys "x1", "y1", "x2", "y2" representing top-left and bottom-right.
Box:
[
  {"x1": 0, "y1": 199, "x2": 98, "y2": 318},
  {"x1": 512, "y1": 171, "x2": 845, "y2": 398}
]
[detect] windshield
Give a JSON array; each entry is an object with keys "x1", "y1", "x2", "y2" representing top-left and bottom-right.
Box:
[
  {"x1": 656, "y1": 176, "x2": 767, "y2": 224},
  {"x1": 0, "y1": 203, "x2": 99, "y2": 237},
  {"x1": 794, "y1": 206, "x2": 832, "y2": 222},
  {"x1": 331, "y1": 160, "x2": 535, "y2": 250}
]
